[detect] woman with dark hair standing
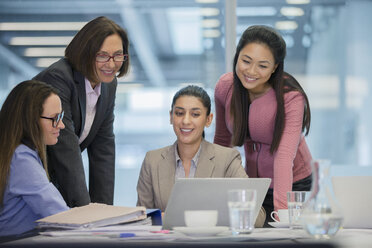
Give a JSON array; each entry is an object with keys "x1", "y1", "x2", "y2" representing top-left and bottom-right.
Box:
[
  {"x1": 137, "y1": 85, "x2": 266, "y2": 227},
  {"x1": 214, "y1": 25, "x2": 312, "y2": 224},
  {"x1": 34, "y1": 16, "x2": 130, "y2": 207},
  {"x1": 0, "y1": 80, "x2": 68, "y2": 236}
]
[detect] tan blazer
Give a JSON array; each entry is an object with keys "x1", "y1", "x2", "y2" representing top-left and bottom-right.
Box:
[{"x1": 136, "y1": 139, "x2": 266, "y2": 227}]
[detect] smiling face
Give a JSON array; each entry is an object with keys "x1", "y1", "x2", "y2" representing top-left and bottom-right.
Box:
[
  {"x1": 235, "y1": 42, "x2": 278, "y2": 96},
  {"x1": 94, "y1": 33, "x2": 124, "y2": 86},
  {"x1": 39, "y1": 93, "x2": 65, "y2": 145},
  {"x1": 170, "y1": 96, "x2": 213, "y2": 148}
]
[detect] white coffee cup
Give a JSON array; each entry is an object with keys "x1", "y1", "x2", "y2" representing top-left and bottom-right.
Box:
[
  {"x1": 184, "y1": 210, "x2": 218, "y2": 227},
  {"x1": 270, "y1": 209, "x2": 289, "y2": 223}
]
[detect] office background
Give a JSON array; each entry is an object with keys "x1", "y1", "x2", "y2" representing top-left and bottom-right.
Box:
[{"x1": 0, "y1": 0, "x2": 371, "y2": 206}]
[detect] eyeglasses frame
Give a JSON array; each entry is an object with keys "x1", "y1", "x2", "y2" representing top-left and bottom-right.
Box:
[
  {"x1": 40, "y1": 110, "x2": 64, "y2": 128},
  {"x1": 96, "y1": 53, "x2": 128, "y2": 63}
]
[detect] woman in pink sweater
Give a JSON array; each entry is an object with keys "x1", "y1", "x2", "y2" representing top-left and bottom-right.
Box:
[{"x1": 214, "y1": 25, "x2": 312, "y2": 225}]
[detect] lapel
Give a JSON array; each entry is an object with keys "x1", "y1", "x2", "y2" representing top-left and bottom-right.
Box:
[
  {"x1": 158, "y1": 142, "x2": 177, "y2": 209},
  {"x1": 195, "y1": 140, "x2": 216, "y2": 177},
  {"x1": 73, "y1": 70, "x2": 86, "y2": 137}
]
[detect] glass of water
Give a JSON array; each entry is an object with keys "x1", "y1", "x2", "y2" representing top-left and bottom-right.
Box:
[
  {"x1": 287, "y1": 191, "x2": 310, "y2": 229},
  {"x1": 228, "y1": 189, "x2": 256, "y2": 235}
]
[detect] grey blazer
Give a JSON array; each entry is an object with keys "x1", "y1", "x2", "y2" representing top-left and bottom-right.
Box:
[
  {"x1": 33, "y1": 58, "x2": 116, "y2": 207},
  {"x1": 136, "y1": 139, "x2": 266, "y2": 227}
]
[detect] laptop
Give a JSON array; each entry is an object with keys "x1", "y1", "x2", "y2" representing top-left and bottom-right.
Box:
[
  {"x1": 332, "y1": 176, "x2": 372, "y2": 228},
  {"x1": 162, "y1": 178, "x2": 271, "y2": 230}
]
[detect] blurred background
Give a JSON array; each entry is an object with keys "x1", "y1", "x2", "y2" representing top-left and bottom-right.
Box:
[{"x1": 1, "y1": 0, "x2": 372, "y2": 206}]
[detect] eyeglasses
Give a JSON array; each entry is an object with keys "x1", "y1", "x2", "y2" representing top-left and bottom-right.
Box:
[
  {"x1": 40, "y1": 111, "x2": 64, "y2": 128},
  {"x1": 96, "y1": 53, "x2": 128, "y2": 63}
]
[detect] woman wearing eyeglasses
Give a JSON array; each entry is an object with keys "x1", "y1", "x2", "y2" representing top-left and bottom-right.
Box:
[
  {"x1": 33, "y1": 16, "x2": 130, "y2": 207},
  {"x1": 0, "y1": 80, "x2": 68, "y2": 236}
]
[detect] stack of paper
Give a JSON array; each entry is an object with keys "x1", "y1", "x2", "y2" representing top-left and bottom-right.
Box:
[{"x1": 36, "y1": 203, "x2": 147, "y2": 229}]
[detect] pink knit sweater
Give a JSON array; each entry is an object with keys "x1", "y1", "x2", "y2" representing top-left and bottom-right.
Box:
[{"x1": 214, "y1": 72, "x2": 312, "y2": 211}]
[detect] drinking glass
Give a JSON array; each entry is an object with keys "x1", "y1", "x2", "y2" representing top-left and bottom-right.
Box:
[
  {"x1": 228, "y1": 189, "x2": 256, "y2": 235},
  {"x1": 287, "y1": 191, "x2": 309, "y2": 229}
]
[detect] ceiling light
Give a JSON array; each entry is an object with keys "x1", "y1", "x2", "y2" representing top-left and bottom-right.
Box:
[
  {"x1": 36, "y1": 58, "x2": 61, "y2": 67},
  {"x1": 0, "y1": 22, "x2": 86, "y2": 31},
  {"x1": 286, "y1": 0, "x2": 310, "y2": 4},
  {"x1": 280, "y1": 7, "x2": 304, "y2": 16},
  {"x1": 195, "y1": 0, "x2": 219, "y2": 3},
  {"x1": 203, "y1": 29, "x2": 221, "y2": 38},
  {"x1": 24, "y1": 47, "x2": 65, "y2": 57},
  {"x1": 237, "y1": 7, "x2": 277, "y2": 16},
  {"x1": 275, "y1": 21, "x2": 298, "y2": 30},
  {"x1": 10, "y1": 36, "x2": 73, "y2": 46},
  {"x1": 202, "y1": 19, "x2": 220, "y2": 28},
  {"x1": 200, "y1": 8, "x2": 220, "y2": 16}
]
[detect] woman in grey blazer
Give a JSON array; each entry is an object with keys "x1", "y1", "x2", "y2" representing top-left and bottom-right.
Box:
[
  {"x1": 33, "y1": 16, "x2": 130, "y2": 207},
  {"x1": 136, "y1": 85, "x2": 265, "y2": 227}
]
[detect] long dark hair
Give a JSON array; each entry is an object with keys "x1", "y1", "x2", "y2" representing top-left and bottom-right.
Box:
[
  {"x1": 231, "y1": 25, "x2": 310, "y2": 153},
  {"x1": 171, "y1": 85, "x2": 211, "y2": 138},
  {"x1": 0, "y1": 80, "x2": 58, "y2": 206}
]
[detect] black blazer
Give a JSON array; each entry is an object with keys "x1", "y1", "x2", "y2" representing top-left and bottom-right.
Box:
[{"x1": 34, "y1": 58, "x2": 116, "y2": 207}]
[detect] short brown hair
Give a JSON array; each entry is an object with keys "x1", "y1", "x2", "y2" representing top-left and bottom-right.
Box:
[{"x1": 65, "y1": 16, "x2": 130, "y2": 83}]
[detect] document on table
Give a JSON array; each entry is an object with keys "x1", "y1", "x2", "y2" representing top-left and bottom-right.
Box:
[
  {"x1": 37, "y1": 203, "x2": 147, "y2": 229},
  {"x1": 39, "y1": 226, "x2": 303, "y2": 242},
  {"x1": 39, "y1": 226, "x2": 178, "y2": 240}
]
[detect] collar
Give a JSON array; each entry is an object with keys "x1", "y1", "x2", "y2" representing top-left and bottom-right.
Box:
[
  {"x1": 174, "y1": 142, "x2": 202, "y2": 168},
  {"x1": 84, "y1": 77, "x2": 101, "y2": 96}
]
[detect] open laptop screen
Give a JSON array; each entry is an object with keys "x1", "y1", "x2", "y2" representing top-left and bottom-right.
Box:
[{"x1": 162, "y1": 178, "x2": 271, "y2": 230}]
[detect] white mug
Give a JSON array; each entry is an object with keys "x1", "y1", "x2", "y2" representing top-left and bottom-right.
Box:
[
  {"x1": 184, "y1": 210, "x2": 218, "y2": 227},
  {"x1": 270, "y1": 209, "x2": 289, "y2": 223}
]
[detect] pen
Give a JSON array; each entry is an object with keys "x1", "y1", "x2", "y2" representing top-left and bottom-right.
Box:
[{"x1": 119, "y1": 233, "x2": 136, "y2": 238}]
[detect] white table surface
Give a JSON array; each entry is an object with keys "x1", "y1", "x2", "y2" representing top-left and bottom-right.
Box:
[{"x1": 1, "y1": 226, "x2": 371, "y2": 248}]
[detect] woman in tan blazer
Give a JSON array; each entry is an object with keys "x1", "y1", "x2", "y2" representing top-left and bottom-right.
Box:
[{"x1": 136, "y1": 85, "x2": 265, "y2": 227}]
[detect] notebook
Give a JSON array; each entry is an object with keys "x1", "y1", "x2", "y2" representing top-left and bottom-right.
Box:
[
  {"x1": 332, "y1": 176, "x2": 372, "y2": 228},
  {"x1": 37, "y1": 203, "x2": 147, "y2": 229},
  {"x1": 162, "y1": 178, "x2": 271, "y2": 230}
]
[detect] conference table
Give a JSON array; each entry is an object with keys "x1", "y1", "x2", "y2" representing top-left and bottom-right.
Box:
[{"x1": 1, "y1": 226, "x2": 371, "y2": 248}]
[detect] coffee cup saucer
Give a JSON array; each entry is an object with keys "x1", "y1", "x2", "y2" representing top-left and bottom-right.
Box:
[
  {"x1": 268, "y1": 221, "x2": 289, "y2": 228},
  {"x1": 173, "y1": 226, "x2": 229, "y2": 236}
]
